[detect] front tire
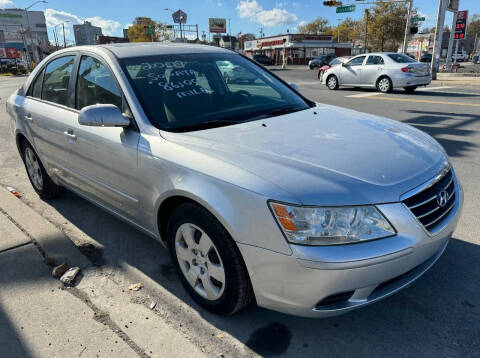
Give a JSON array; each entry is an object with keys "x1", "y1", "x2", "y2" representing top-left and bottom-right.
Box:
[
  {"x1": 327, "y1": 75, "x2": 339, "y2": 90},
  {"x1": 377, "y1": 76, "x2": 392, "y2": 93},
  {"x1": 167, "y1": 203, "x2": 253, "y2": 315},
  {"x1": 21, "y1": 141, "x2": 64, "y2": 199}
]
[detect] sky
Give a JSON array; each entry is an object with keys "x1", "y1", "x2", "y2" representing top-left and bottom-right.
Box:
[{"x1": 1, "y1": 0, "x2": 479, "y2": 44}]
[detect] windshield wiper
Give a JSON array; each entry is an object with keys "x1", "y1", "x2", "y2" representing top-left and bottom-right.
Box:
[{"x1": 248, "y1": 106, "x2": 306, "y2": 121}]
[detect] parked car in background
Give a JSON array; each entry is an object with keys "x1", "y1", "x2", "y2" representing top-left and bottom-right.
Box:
[
  {"x1": 452, "y1": 51, "x2": 468, "y2": 62},
  {"x1": 473, "y1": 54, "x2": 480, "y2": 64},
  {"x1": 217, "y1": 60, "x2": 257, "y2": 84},
  {"x1": 253, "y1": 54, "x2": 275, "y2": 65},
  {"x1": 420, "y1": 53, "x2": 432, "y2": 63},
  {"x1": 323, "y1": 52, "x2": 431, "y2": 93},
  {"x1": 7, "y1": 44, "x2": 462, "y2": 318},
  {"x1": 308, "y1": 54, "x2": 337, "y2": 69},
  {"x1": 317, "y1": 56, "x2": 351, "y2": 81}
]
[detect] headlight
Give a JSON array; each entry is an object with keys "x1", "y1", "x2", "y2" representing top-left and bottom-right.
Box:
[{"x1": 269, "y1": 202, "x2": 396, "y2": 246}]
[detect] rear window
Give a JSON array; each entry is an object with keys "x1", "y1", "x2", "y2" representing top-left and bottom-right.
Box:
[{"x1": 387, "y1": 54, "x2": 416, "y2": 63}]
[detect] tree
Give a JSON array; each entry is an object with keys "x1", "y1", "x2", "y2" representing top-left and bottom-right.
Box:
[
  {"x1": 127, "y1": 21, "x2": 170, "y2": 42},
  {"x1": 366, "y1": 2, "x2": 408, "y2": 52},
  {"x1": 331, "y1": 18, "x2": 363, "y2": 42},
  {"x1": 467, "y1": 13, "x2": 480, "y2": 38},
  {"x1": 299, "y1": 17, "x2": 330, "y2": 35}
]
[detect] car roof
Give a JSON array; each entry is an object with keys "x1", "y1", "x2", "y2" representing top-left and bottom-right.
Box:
[{"x1": 96, "y1": 42, "x2": 235, "y2": 59}]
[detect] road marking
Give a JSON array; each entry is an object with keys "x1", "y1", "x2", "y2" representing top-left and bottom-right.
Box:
[
  {"x1": 417, "y1": 86, "x2": 453, "y2": 91},
  {"x1": 371, "y1": 96, "x2": 480, "y2": 107},
  {"x1": 346, "y1": 92, "x2": 383, "y2": 98}
]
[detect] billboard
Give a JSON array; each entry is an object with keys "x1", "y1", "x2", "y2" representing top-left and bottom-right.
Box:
[
  {"x1": 454, "y1": 10, "x2": 468, "y2": 40},
  {"x1": 209, "y1": 18, "x2": 226, "y2": 33}
]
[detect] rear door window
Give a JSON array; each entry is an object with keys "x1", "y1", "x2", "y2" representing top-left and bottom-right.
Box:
[
  {"x1": 366, "y1": 56, "x2": 385, "y2": 65},
  {"x1": 41, "y1": 55, "x2": 76, "y2": 106}
]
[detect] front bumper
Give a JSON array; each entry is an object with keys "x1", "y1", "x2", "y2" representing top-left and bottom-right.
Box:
[{"x1": 238, "y1": 178, "x2": 463, "y2": 318}]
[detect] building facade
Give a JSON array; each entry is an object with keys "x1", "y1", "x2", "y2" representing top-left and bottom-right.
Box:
[
  {"x1": 0, "y1": 8, "x2": 48, "y2": 63},
  {"x1": 73, "y1": 21, "x2": 102, "y2": 46},
  {"x1": 244, "y1": 34, "x2": 352, "y2": 65}
]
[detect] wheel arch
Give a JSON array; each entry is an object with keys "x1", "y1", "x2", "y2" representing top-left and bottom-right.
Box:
[{"x1": 376, "y1": 74, "x2": 392, "y2": 86}]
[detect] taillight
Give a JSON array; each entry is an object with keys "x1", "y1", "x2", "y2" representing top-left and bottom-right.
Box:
[{"x1": 401, "y1": 67, "x2": 415, "y2": 73}]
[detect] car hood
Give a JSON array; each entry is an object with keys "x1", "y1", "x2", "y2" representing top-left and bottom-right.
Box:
[{"x1": 162, "y1": 104, "x2": 448, "y2": 205}]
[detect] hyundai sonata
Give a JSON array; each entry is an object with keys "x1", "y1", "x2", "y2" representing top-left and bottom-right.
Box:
[{"x1": 7, "y1": 43, "x2": 462, "y2": 317}]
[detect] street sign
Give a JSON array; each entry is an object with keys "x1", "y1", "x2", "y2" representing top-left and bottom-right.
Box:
[
  {"x1": 454, "y1": 10, "x2": 468, "y2": 40},
  {"x1": 209, "y1": 18, "x2": 226, "y2": 33},
  {"x1": 145, "y1": 30, "x2": 154, "y2": 35},
  {"x1": 172, "y1": 10, "x2": 187, "y2": 24},
  {"x1": 336, "y1": 4, "x2": 355, "y2": 13},
  {"x1": 411, "y1": 16, "x2": 425, "y2": 22}
]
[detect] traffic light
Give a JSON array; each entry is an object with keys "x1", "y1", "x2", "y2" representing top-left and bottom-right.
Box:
[
  {"x1": 323, "y1": 1, "x2": 343, "y2": 6},
  {"x1": 410, "y1": 26, "x2": 418, "y2": 34}
]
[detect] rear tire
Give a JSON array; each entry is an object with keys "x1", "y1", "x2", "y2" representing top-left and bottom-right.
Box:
[
  {"x1": 404, "y1": 86, "x2": 417, "y2": 94},
  {"x1": 377, "y1": 76, "x2": 392, "y2": 93},
  {"x1": 167, "y1": 203, "x2": 253, "y2": 315},
  {"x1": 327, "y1": 75, "x2": 339, "y2": 90},
  {"x1": 21, "y1": 141, "x2": 64, "y2": 200}
]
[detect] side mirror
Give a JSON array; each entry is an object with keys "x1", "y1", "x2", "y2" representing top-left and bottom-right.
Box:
[
  {"x1": 78, "y1": 104, "x2": 130, "y2": 128},
  {"x1": 289, "y1": 83, "x2": 299, "y2": 91},
  {"x1": 342, "y1": 62, "x2": 348, "y2": 67}
]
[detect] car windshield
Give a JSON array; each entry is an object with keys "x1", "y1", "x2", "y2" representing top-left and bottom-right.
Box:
[
  {"x1": 120, "y1": 53, "x2": 310, "y2": 132},
  {"x1": 388, "y1": 53, "x2": 416, "y2": 63}
]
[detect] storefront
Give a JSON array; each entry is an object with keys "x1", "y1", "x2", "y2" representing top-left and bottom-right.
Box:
[{"x1": 244, "y1": 34, "x2": 352, "y2": 65}]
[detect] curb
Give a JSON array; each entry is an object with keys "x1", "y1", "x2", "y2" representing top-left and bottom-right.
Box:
[{"x1": 0, "y1": 187, "x2": 91, "y2": 269}]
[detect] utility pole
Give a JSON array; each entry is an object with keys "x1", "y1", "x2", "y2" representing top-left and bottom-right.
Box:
[
  {"x1": 62, "y1": 22, "x2": 66, "y2": 48},
  {"x1": 364, "y1": 9, "x2": 369, "y2": 53},
  {"x1": 228, "y1": 18, "x2": 231, "y2": 49},
  {"x1": 402, "y1": 0, "x2": 413, "y2": 53},
  {"x1": 337, "y1": 18, "x2": 341, "y2": 43},
  {"x1": 446, "y1": 10, "x2": 458, "y2": 70},
  {"x1": 431, "y1": 0, "x2": 447, "y2": 80}
]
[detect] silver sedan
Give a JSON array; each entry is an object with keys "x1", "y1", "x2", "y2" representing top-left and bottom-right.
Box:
[
  {"x1": 322, "y1": 52, "x2": 432, "y2": 93},
  {"x1": 7, "y1": 44, "x2": 461, "y2": 317}
]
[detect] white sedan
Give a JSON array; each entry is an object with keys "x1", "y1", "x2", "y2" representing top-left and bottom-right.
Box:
[{"x1": 322, "y1": 52, "x2": 431, "y2": 93}]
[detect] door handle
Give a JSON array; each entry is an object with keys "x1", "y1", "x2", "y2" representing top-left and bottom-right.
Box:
[
  {"x1": 63, "y1": 130, "x2": 77, "y2": 141},
  {"x1": 24, "y1": 114, "x2": 33, "y2": 121}
]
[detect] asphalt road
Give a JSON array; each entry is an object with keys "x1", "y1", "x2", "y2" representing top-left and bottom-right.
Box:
[{"x1": 1, "y1": 73, "x2": 479, "y2": 357}]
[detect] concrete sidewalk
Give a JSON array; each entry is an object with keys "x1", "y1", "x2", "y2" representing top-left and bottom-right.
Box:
[{"x1": 0, "y1": 187, "x2": 208, "y2": 357}]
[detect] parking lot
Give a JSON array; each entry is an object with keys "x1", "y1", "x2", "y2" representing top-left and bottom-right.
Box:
[{"x1": 1, "y1": 72, "x2": 479, "y2": 357}]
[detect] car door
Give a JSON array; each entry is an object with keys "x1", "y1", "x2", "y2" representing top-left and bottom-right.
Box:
[
  {"x1": 362, "y1": 55, "x2": 386, "y2": 86},
  {"x1": 66, "y1": 53, "x2": 141, "y2": 219},
  {"x1": 338, "y1": 56, "x2": 366, "y2": 85},
  {"x1": 23, "y1": 54, "x2": 79, "y2": 181}
]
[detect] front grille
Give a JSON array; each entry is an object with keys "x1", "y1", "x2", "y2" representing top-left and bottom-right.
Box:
[{"x1": 403, "y1": 169, "x2": 456, "y2": 233}]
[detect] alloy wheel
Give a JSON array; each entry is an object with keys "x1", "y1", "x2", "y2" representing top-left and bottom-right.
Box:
[
  {"x1": 378, "y1": 78, "x2": 391, "y2": 93},
  {"x1": 175, "y1": 223, "x2": 226, "y2": 301},
  {"x1": 24, "y1": 147, "x2": 44, "y2": 191},
  {"x1": 328, "y1": 76, "x2": 337, "y2": 89}
]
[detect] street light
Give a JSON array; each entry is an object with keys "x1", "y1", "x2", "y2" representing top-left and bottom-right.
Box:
[
  {"x1": 24, "y1": 0, "x2": 47, "y2": 69},
  {"x1": 54, "y1": 21, "x2": 70, "y2": 49}
]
